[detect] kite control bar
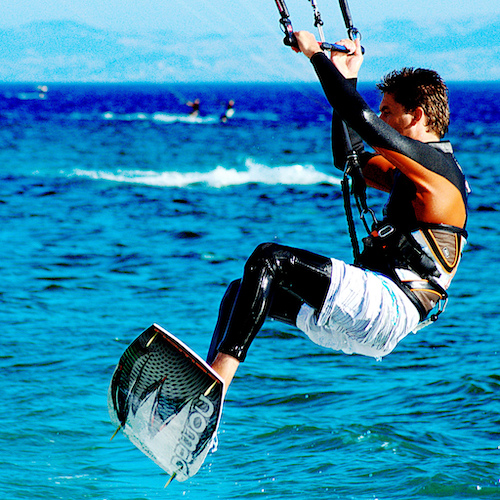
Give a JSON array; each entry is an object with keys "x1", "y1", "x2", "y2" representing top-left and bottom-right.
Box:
[
  {"x1": 274, "y1": 0, "x2": 364, "y2": 53},
  {"x1": 274, "y1": 0, "x2": 350, "y2": 52}
]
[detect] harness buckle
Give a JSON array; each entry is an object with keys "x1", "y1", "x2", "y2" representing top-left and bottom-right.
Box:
[{"x1": 377, "y1": 224, "x2": 395, "y2": 239}]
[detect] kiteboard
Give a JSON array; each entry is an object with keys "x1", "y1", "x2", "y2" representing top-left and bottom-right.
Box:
[{"x1": 108, "y1": 323, "x2": 224, "y2": 484}]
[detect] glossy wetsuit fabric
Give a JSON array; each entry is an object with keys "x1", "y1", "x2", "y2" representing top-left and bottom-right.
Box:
[{"x1": 209, "y1": 243, "x2": 332, "y2": 363}]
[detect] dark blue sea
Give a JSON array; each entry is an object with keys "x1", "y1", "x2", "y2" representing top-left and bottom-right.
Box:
[{"x1": 1, "y1": 80, "x2": 499, "y2": 499}]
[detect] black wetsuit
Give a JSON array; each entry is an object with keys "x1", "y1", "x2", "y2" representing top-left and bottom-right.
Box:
[{"x1": 207, "y1": 53, "x2": 468, "y2": 364}]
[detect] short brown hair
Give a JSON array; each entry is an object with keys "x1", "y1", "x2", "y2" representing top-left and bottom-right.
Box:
[{"x1": 377, "y1": 68, "x2": 450, "y2": 139}]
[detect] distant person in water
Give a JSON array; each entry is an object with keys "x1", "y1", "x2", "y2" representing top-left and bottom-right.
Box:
[
  {"x1": 186, "y1": 98, "x2": 200, "y2": 117},
  {"x1": 220, "y1": 100, "x2": 235, "y2": 123}
]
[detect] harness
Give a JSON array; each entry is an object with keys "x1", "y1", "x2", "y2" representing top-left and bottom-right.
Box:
[
  {"x1": 357, "y1": 221, "x2": 449, "y2": 323},
  {"x1": 340, "y1": 138, "x2": 467, "y2": 325}
]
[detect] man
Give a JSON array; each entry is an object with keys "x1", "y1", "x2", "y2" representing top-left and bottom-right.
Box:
[
  {"x1": 221, "y1": 100, "x2": 235, "y2": 122},
  {"x1": 186, "y1": 98, "x2": 201, "y2": 117},
  {"x1": 207, "y1": 32, "x2": 468, "y2": 391}
]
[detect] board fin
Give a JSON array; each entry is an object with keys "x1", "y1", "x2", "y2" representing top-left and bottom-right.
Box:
[
  {"x1": 204, "y1": 381, "x2": 217, "y2": 396},
  {"x1": 165, "y1": 472, "x2": 177, "y2": 488},
  {"x1": 110, "y1": 425, "x2": 121, "y2": 441},
  {"x1": 146, "y1": 331, "x2": 158, "y2": 347}
]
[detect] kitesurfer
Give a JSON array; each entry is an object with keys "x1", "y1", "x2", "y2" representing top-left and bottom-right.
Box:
[
  {"x1": 221, "y1": 100, "x2": 235, "y2": 122},
  {"x1": 186, "y1": 98, "x2": 201, "y2": 117},
  {"x1": 207, "y1": 32, "x2": 468, "y2": 391}
]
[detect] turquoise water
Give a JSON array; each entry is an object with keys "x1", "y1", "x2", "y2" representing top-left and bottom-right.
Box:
[{"x1": 0, "y1": 82, "x2": 499, "y2": 499}]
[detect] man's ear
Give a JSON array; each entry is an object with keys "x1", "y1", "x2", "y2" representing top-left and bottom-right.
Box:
[{"x1": 411, "y1": 106, "x2": 425, "y2": 127}]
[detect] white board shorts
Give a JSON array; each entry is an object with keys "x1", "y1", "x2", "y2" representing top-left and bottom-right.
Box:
[{"x1": 296, "y1": 258, "x2": 420, "y2": 358}]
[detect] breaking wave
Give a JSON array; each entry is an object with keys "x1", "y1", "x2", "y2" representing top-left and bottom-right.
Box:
[{"x1": 70, "y1": 158, "x2": 341, "y2": 188}]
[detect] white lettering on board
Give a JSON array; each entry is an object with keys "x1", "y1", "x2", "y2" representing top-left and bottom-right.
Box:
[{"x1": 171, "y1": 394, "x2": 215, "y2": 476}]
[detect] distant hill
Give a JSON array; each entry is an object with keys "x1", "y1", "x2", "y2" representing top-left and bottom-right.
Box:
[{"x1": 0, "y1": 17, "x2": 499, "y2": 82}]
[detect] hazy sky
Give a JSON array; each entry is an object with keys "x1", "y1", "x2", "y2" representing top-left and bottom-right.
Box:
[
  {"x1": 4, "y1": 0, "x2": 500, "y2": 82},
  {"x1": 5, "y1": 0, "x2": 500, "y2": 35}
]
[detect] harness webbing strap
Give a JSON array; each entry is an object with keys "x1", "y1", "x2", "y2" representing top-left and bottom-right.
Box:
[
  {"x1": 340, "y1": 121, "x2": 375, "y2": 264},
  {"x1": 342, "y1": 173, "x2": 360, "y2": 262}
]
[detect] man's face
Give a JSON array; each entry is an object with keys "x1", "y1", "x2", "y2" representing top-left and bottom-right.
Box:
[{"x1": 379, "y1": 93, "x2": 415, "y2": 136}]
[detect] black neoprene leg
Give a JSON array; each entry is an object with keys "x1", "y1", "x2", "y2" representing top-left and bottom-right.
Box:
[
  {"x1": 209, "y1": 242, "x2": 332, "y2": 362},
  {"x1": 206, "y1": 279, "x2": 240, "y2": 365},
  {"x1": 206, "y1": 277, "x2": 304, "y2": 364}
]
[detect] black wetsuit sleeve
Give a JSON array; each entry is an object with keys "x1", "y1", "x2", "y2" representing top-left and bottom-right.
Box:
[
  {"x1": 331, "y1": 102, "x2": 368, "y2": 174},
  {"x1": 311, "y1": 52, "x2": 411, "y2": 154},
  {"x1": 331, "y1": 78, "x2": 365, "y2": 172}
]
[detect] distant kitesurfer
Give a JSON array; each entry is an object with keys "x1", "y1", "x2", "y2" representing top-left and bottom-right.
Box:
[
  {"x1": 186, "y1": 98, "x2": 200, "y2": 117},
  {"x1": 220, "y1": 100, "x2": 235, "y2": 122},
  {"x1": 207, "y1": 32, "x2": 469, "y2": 391}
]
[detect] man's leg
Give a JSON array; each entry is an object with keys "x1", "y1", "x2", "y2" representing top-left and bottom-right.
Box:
[
  {"x1": 208, "y1": 243, "x2": 332, "y2": 388},
  {"x1": 206, "y1": 280, "x2": 241, "y2": 365},
  {"x1": 211, "y1": 353, "x2": 240, "y2": 394},
  {"x1": 206, "y1": 278, "x2": 304, "y2": 365}
]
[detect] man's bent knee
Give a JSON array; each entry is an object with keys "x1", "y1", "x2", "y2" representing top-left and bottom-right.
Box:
[{"x1": 245, "y1": 242, "x2": 284, "y2": 275}]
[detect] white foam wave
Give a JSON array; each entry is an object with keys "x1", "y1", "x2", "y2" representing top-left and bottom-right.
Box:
[
  {"x1": 71, "y1": 159, "x2": 341, "y2": 188},
  {"x1": 102, "y1": 111, "x2": 218, "y2": 124}
]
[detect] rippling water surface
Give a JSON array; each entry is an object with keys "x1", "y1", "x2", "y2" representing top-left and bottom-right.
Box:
[{"x1": 0, "y1": 82, "x2": 499, "y2": 499}]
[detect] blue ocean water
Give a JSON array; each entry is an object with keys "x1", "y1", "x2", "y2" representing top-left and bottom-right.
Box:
[{"x1": 0, "y1": 80, "x2": 499, "y2": 500}]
